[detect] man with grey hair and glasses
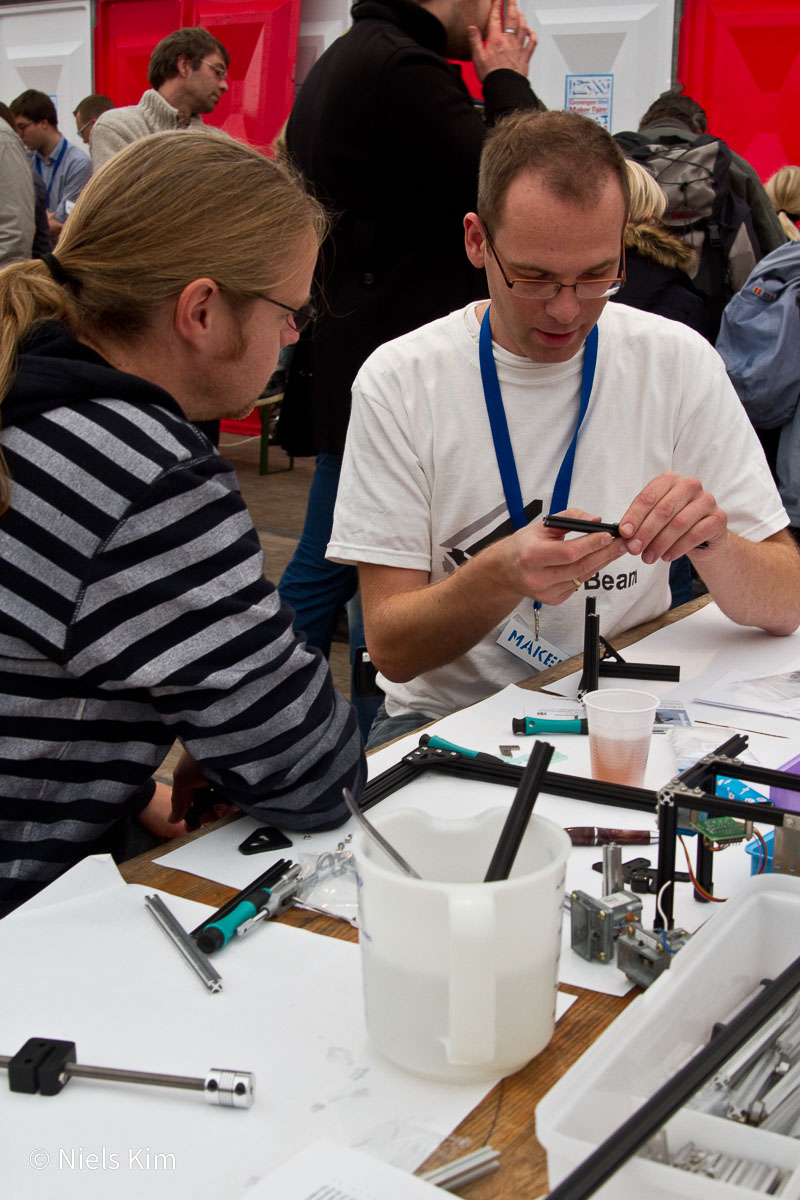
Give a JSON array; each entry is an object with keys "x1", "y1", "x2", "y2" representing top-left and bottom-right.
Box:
[
  {"x1": 90, "y1": 26, "x2": 229, "y2": 167},
  {"x1": 329, "y1": 109, "x2": 800, "y2": 747}
]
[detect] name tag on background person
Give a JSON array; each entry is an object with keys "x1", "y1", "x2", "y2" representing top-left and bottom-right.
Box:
[{"x1": 497, "y1": 611, "x2": 567, "y2": 671}]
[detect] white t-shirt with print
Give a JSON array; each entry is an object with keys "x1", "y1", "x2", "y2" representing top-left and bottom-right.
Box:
[{"x1": 328, "y1": 302, "x2": 787, "y2": 719}]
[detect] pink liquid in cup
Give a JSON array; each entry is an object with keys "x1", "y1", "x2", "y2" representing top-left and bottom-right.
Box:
[
  {"x1": 589, "y1": 730, "x2": 652, "y2": 786},
  {"x1": 583, "y1": 689, "x2": 659, "y2": 788}
]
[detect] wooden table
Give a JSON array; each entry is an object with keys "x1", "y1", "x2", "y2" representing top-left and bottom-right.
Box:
[{"x1": 120, "y1": 594, "x2": 711, "y2": 1197}]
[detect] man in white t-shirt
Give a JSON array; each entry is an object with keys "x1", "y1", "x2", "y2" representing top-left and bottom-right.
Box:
[{"x1": 328, "y1": 110, "x2": 800, "y2": 745}]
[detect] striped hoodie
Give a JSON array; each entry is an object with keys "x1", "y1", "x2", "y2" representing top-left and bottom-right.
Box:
[{"x1": 0, "y1": 323, "x2": 365, "y2": 915}]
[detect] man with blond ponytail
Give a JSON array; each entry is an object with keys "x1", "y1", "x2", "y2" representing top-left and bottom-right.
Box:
[{"x1": 0, "y1": 131, "x2": 365, "y2": 916}]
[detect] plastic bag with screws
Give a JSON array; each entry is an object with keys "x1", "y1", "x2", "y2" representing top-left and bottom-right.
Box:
[{"x1": 293, "y1": 845, "x2": 359, "y2": 926}]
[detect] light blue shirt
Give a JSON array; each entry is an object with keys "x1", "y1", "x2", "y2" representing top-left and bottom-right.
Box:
[{"x1": 32, "y1": 136, "x2": 92, "y2": 223}]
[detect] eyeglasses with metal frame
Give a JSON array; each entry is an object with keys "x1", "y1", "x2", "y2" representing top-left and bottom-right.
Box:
[
  {"x1": 482, "y1": 223, "x2": 626, "y2": 300},
  {"x1": 202, "y1": 59, "x2": 228, "y2": 81},
  {"x1": 255, "y1": 295, "x2": 317, "y2": 333}
]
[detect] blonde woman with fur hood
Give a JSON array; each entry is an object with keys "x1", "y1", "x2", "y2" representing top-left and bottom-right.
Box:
[{"x1": 610, "y1": 159, "x2": 711, "y2": 338}]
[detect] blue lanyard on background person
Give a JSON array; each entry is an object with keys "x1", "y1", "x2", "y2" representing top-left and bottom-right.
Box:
[
  {"x1": 34, "y1": 138, "x2": 69, "y2": 207},
  {"x1": 478, "y1": 304, "x2": 598, "y2": 630}
]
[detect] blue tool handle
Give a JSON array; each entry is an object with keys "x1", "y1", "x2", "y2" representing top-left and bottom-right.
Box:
[
  {"x1": 196, "y1": 900, "x2": 257, "y2": 953},
  {"x1": 512, "y1": 717, "x2": 587, "y2": 735},
  {"x1": 423, "y1": 734, "x2": 479, "y2": 756},
  {"x1": 420, "y1": 734, "x2": 504, "y2": 764}
]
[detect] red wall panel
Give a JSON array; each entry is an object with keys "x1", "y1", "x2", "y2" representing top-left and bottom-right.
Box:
[
  {"x1": 94, "y1": 0, "x2": 301, "y2": 153},
  {"x1": 678, "y1": 0, "x2": 800, "y2": 180}
]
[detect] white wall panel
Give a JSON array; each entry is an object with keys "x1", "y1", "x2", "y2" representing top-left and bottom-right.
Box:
[
  {"x1": 522, "y1": 0, "x2": 676, "y2": 133},
  {"x1": 0, "y1": 1, "x2": 92, "y2": 148},
  {"x1": 296, "y1": 0, "x2": 349, "y2": 86}
]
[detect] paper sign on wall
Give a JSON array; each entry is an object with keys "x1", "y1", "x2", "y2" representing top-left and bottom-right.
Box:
[{"x1": 565, "y1": 74, "x2": 614, "y2": 129}]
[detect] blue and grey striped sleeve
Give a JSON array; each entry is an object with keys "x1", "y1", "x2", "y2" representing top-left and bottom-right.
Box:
[
  {"x1": 0, "y1": 398, "x2": 364, "y2": 912},
  {"x1": 65, "y1": 414, "x2": 364, "y2": 829}
]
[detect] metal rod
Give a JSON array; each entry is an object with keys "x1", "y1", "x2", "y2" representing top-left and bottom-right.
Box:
[
  {"x1": 0, "y1": 1054, "x2": 254, "y2": 1108},
  {"x1": 63, "y1": 1062, "x2": 203, "y2": 1091},
  {"x1": 343, "y1": 787, "x2": 421, "y2": 878},
  {"x1": 602, "y1": 843, "x2": 623, "y2": 895},
  {"x1": 145, "y1": 894, "x2": 222, "y2": 993},
  {"x1": 420, "y1": 1146, "x2": 500, "y2": 1190}
]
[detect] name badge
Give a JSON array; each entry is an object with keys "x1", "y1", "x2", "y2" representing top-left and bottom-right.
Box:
[{"x1": 497, "y1": 611, "x2": 567, "y2": 671}]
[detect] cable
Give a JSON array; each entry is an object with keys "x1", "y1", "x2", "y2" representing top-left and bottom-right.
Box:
[
  {"x1": 678, "y1": 834, "x2": 726, "y2": 903},
  {"x1": 656, "y1": 879, "x2": 673, "y2": 928},
  {"x1": 655, "y1": 880, "x2": 679, "y2": 952},
  {"x1": 750, "y1": 826, "x2": 768, "y2": 876}
]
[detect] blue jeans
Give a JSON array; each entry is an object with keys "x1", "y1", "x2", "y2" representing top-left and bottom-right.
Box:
[
  {"x1": 279, "y1": 452, "x2": 357, "y2": 656},
  {"x1": 668, "y1": 556, "x2": 694, "y2": 608},
  {"x1": 279, "y1": 452, "x2": 380, "y2": 740},
  {"x1": 366, "y1": 703, "x2": 433, "y2": 750}
]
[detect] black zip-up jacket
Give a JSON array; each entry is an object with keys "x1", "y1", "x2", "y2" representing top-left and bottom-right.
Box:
[{"x1": 278, "y1": 0, "x2": 539, "y2": 454}]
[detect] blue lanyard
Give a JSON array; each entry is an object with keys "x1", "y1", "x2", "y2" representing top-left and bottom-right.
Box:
[
  {"x1": 35, "y1": 138, "x2": 69, "y2": 207},
  {"x1": 479, "y1": 305, "x2": 598, "y2": 615}
]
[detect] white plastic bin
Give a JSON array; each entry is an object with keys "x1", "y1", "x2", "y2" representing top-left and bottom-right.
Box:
[{"x1": 537, "y1": 874, "x2": 800, "y2": 1199}]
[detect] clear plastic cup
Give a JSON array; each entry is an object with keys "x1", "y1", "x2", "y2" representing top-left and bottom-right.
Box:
[{"x1": 583, "y1": 689, "x2": 659, "y2": 787}]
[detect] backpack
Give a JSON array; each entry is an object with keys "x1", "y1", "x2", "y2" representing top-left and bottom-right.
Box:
[
  {"x1": 716, "y1": 242, "x2": 800, "y2": 430},
  {"x1": 616, "y1": 132, "x2": 761, "y2": 338}
]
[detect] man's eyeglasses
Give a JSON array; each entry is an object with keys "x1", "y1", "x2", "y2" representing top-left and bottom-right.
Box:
[
  {"x1": 483, "y1": 224, "x2": 625, "y2": 300},
  {"x1": 15, "y1": 120, "x2": 34, "y2": 134},
  {"x1": 76, "y1": 118, "x2": 94, "y2": 136},
  {"x1": 257, "y1": 295, "x2": 317, "y2": 333},
  {"x1": 202, "y1": 59, "x2": 228, "y2": 81}
]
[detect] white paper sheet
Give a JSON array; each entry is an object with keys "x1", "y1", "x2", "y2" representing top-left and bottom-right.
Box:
[
  {"x1": 241, "y1": 1138, "x2": 444, "y2": 1198},
  {"x1": 0, "y1": 858, "x2": 503, "y2": 1200},
  {"x1": 547, "y1": 602, "x2": 800, "y2": 740},
  {"x1": 695, "y1": 667, "x2": 800, "y2": 721}
]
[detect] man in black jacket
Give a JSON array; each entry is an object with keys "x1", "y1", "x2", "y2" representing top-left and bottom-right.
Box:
[{"x1": 277, "y1": 0, "x2": 540, "y2": 733}]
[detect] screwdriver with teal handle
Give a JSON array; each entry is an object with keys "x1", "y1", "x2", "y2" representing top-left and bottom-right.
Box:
[
  {"x1": 195, "y1": 864, "x2": 301, "y2": 954},
  {"x1": 512, "y1": 716, "x2": 588, "y2": 735},
  {"x1": 418, "y1": 733, "x2": 505, "y2": 764}
]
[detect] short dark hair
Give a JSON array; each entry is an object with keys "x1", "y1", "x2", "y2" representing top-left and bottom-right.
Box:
[
  {"x1": 148, "y1": 26, "x2": 230, "y2": 89},
  {"x1": 478, "y1": 110, "x2": 631, "y2": 231},
  {"x1": 638, "y1": 89, "x2": 707, "y2": 135},
  {"x1": 73, "y1": 94, "x2": 115, "y2": 123},
  {"x1": 0, "y1": 101, "x2": 15, "y2": 131},
  {"x1": 9, "y1": 89, "x2": 58, "y2": 127}
]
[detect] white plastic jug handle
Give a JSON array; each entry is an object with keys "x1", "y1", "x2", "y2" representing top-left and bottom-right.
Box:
[{"x1": 442, "y1": 890, "x2": 496, "y2": 1065}]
